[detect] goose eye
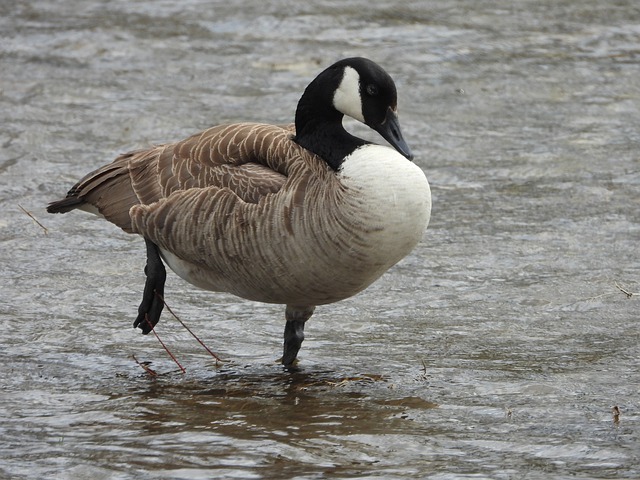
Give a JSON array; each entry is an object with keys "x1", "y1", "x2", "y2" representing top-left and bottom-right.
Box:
[{"x1": 365, "y1": 84, "x2": 379, "y2": 97}]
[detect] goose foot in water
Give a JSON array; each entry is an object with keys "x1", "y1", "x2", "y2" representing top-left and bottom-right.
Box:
[
  {"x1": 282, "y1": 305, "x2": 315, "y2": 368},
  {"x1": 134, "y1": 239, "x2": 166, "y2": 334}
]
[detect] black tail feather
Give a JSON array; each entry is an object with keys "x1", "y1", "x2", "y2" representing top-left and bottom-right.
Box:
[{"x1": 46, "y1": 196, "x2": 84, "y2": 214}]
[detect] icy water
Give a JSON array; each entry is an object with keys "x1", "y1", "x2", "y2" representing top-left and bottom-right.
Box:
[{"x1": 1, "y1": 0, "x2": 639, "y2": 478}]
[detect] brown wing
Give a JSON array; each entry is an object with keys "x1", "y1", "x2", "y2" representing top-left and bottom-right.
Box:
[
  {"x1": 127, "y1": 138, "x2": 337, "y2": 297},
  {"x1": 47, "y1": 123, "x2": 305, "y2": 233}
]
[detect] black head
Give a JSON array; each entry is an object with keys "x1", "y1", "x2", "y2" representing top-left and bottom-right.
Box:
[{"x1": 294, "y1": 57, "x2": 413, "y2": 168}]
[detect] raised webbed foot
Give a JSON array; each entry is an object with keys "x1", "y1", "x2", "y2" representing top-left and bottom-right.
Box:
[{"x1": 133, "y1": 239, "x2": 166, "y2": 334}]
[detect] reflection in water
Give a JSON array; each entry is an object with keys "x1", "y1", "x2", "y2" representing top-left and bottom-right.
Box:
[
  {"x1": 4, "y1": 364, "x2": 439, "y2": 478},
  {"x1": 131, "y1": 369, "x2": 435, "y2": 442}
]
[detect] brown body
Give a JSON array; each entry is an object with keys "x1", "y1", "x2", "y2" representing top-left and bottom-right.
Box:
[{"x1": 50, "y1": 122, "x2": 429, "y2": 307}]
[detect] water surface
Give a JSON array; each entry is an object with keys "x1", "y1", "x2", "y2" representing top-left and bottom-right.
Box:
[{"x1": 1, "y1": 0, "x2": 639, "y2": 478}]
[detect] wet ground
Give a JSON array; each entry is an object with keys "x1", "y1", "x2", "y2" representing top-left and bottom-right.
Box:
[{"x1": 1, "y1": 0, "x2": 639, "y2": 478}]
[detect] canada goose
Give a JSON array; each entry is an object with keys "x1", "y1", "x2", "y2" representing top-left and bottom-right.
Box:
[{"x1": 47, "y1": 57, "x2": 432, "y2": 368}]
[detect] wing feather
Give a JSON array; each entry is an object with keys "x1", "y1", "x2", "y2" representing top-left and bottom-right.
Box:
[{"x1": 47, "y1": 123, "x2": 314, "y2": 234}]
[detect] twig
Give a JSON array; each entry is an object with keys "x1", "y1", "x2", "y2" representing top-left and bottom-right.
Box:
[
  {"x1": 18, "y1": 204, "x2": 48, "y2": 234},
  {"x1": 612, "y1": 405, "x2": 621, "y2": 425},
  {"x1": 156, "y1": 292, "x2": 224, "y2": 364},
  {"x1": 146, "y1": 315, "x2": 187, "y2": 373},
  {"x1": 418, "y1": 358, "x2": 429, "y2": 381},
  {"x1": 584, "y1": 292, "x2": 616, "y2": 301},
  {"x1": 615, "y1": 282, "x2": 639, "y2": 298},
  {"x1": 583, "y1": 282, "x2": 639, "y2": 302},
  {"x1": 131, "y1": 354, "x2": 157, "y2": 376}
]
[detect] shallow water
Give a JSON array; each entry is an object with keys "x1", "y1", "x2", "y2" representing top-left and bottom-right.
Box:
[{"x1": 1, "y1": 0, "x2": 639, "y2": 478}]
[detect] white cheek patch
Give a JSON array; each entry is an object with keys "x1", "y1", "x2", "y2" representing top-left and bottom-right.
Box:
[{"x1": 332, "y1": 66, "x2": 364, "y2": 123}]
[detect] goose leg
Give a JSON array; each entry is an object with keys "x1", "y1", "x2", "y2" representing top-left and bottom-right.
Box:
[
  {"x1": 133, "y1": 239, "x2": 166, "y2": 334},
  {"x1": 282, "y1": 305, "x2": 315, "y2": 368}
]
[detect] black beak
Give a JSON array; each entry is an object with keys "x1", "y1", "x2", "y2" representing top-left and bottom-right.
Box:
[{"x1": 373, "y1": 107, "x2": 414, "y2": 160}]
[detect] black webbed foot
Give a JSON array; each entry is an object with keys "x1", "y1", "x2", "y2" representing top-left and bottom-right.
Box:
[
  {"x1": 133, "y1": 239, "x2": 166, "y2": 334},
  {"x1": 282, "y1": 305, "x2": 315, "y2": 368}
]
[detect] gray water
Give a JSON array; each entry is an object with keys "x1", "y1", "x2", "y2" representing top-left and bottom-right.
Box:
[{"x1": 1, "y1": 0, "x2": 639, "y2": 478}]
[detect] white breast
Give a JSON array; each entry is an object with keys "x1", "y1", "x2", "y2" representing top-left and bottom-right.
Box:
[{"x1": 337, "y1": 144, "x2": 432, "y2": 267}]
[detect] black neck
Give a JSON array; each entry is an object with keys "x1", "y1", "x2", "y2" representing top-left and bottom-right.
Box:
[
  {"x1": 293, "y1": 70, "x2": 366, "y2": 171},
  {"x1": 294, "y1": 119, "x2": 366, "y2": 171}
]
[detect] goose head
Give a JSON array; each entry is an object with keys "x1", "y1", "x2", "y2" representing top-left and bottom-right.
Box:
[{"x1": 294, "y1": 57, "x2": 413, "y2": 170}]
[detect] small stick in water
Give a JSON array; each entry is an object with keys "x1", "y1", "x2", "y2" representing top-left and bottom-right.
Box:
[
  {"x1": 156, "y1": 292, "x2": 224, "y2": 365},
  {"x1": 612, "y1": 405, "x2": 621, "y2": 425},
  {"x1": 146, "y1": 314, "x2": 187, "y2": 373},
  {"x1": 132, "y1": 354, "x2": 157, "y2": 376},
  {"x1": 615, "y1": 282, "x2": 638, "y2": 298},
  {"x1": 18, "y1": 204, "x2": 48, "y2": 234}
]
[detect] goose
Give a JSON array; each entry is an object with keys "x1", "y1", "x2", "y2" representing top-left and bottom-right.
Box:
[{"x1": 47, "y1": 57, "x2": 432, "y2": 368}]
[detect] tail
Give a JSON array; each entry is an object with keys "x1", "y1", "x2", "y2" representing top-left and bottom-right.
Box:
[
  {"x1": 46, "y1": 160, "x2": 129, "y2": 215},
  {"x1": 45, "y1": 151, "x2": 149, "y2": 231},
  {"x1": 47, "y1": 195, "x2": 85, "y2": 214}
]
